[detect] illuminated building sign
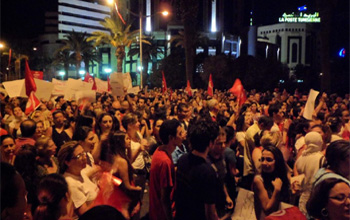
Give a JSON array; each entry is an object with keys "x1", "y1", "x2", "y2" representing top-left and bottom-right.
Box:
[{"x1": 279, "y1": 12, "x2": 321, "y2": 23}]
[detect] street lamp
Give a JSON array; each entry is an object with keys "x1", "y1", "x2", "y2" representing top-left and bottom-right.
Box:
[{"x1": 106, "y1": 0, "x2": 168, "y2": 89}]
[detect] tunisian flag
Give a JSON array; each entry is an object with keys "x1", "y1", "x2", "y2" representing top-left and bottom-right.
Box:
[
  {"x1": 25, "y1": 91, "x2": 41, "y2": 115},
  {"x1": 207, "y1": 74, "x2": 214, "y2": 96},
  {"x1": 229, "y1": 78, "x2": 247, "y2": 106},
  {"x1": 84, "y1": 72, "x2": 97, "y2": 90},
  {"x1": 25, "y1": 60, "x2": 37, "y2": 97},
  {"x1": 186, "y1": 80, "x2": 192, "y2": 96},
  {"x1": 162, "y1": 71, "x2": 167, "y2": 94},
  {"x1": 31, "y1": 71, "x2": 44, "y2": 80}
]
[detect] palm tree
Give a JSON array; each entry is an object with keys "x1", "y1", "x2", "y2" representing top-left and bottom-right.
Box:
[
  {"x1": 58, "y1": 31, "x2": 92, "y2": 78},
  {"x1": 127, "y1": 38, "x2": 163, "y2": 87},
  {"x1": 82, "y1": 48, "x2": 101, "y2": 74},
  {"x1": 13, "y1": 53, "x2": 29, "y2": 79},
  {"x1": 52, "y1": 50, "x2": 72, "y2": 80},
  {"x1": 179, "y1": 0, "x2": 200, "y2": 85},
  {"x1": 87, "y1": 13, "x2": 150, "y2": 73}
]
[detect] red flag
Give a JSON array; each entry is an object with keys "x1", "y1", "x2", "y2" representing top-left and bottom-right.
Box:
[
  {"x1": 162, "y1": 71, "x2": 167, "y2": 94},
  {"x1": 186, "y1": 80, "x2": 192, "y2": 97},
  {"x1": 107, "y1": 76, "x2": 111, "y2": 92},
  {"x1": 229, "y1": 78, "x2": 247, "y2": 106},
  {"x1": 84, "y1": 72, "x2": 97, "y2": 90},
  {"x1": 31, "y1": 71, "x2": 43, "y2": 80},
  {"x1": 25, "y1": 60, "x2": 37, "y2": 97},
  {"x1": 25, "y1": 91, "x2": 41, "y2": 115},
  {"x1": 207, "y1": 74, "x2": 214, "y2": 96}
]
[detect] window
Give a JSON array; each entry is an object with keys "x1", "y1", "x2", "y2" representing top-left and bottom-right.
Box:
[{"x1": 292, "y1": 43, "x2": 298, "y2": 62}]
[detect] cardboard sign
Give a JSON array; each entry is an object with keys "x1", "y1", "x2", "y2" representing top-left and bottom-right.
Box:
[
  {"x1": 232, "y1": 188, "x2": 256, "y2": 220},
  {"x1": 127, "y1": 86, "x2": 140, "y2": 94},
  {"x1": 75, "y1": 90, "x2": 96, "y2": 105},
  {"x1": 303, "y1": 89, "x2": 319, "y2": 120},
  {"x1": 52, "y1": 78, "x2": 67, "y2": 96},
  {"x1": 95, "y1": 78, "x2": 108, "y2": 93},
  {"x1": 64, "y1": 78, "x2": 93, "y2": 100},
  {"x1": 34, "y1": 79, "x2": 53, "y2": 101},
  {"x1": 3, "y1": 80, "x2": 26, "y2": 97}
]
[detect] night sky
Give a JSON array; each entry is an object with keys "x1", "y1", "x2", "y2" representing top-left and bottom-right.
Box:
[{"x1": 0, "y1": 0, "x2": 348, "y2": 53}]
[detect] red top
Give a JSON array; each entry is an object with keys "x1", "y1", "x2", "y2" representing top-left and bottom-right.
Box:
[{"x1": 149, "y1": 147, "x2": 175, "y2": 220}]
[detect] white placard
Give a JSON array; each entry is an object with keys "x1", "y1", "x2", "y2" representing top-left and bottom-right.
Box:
[
  {"x1": 303, "y1": 89, "x2": 320, "y2": 120},
  {"x1": 3, "y1": 80, "x2": 26, "y2": 97},
  {"x1": 34, "y1": 79, "x2": 53, "y2": 101},
  {"x1": 51, "y1": 78, "x2": 67, "y2": 96},
  {"x1": 231, "y1": 188, "x2": 256, "y2": 220},
  {"x1": 95, "y1": 78, "x2": 108, "y2": 93},
  {"x1": 64, "y1": 78, "x2": 93, "y2": 100},
  {"x1": 75, "y1": 90, "x2": 96, "y2": 105}
]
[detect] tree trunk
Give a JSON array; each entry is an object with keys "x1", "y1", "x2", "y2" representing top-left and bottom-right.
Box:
[
  {"x1": 180, "y1": 0, "x2": 199, "y2": 85},
  {"x1": 116, "y1": 46, "x2": 125, "y2": 73},
  {"x1": 317, "y1": 0, "x2": 337, "y2": 93}
]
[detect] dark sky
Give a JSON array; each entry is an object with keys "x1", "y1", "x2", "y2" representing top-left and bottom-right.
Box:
[{"x1": 1, "y1": 0, "x2": 348, "y2": 49}]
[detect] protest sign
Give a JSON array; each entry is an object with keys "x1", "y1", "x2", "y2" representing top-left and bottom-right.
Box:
[
  {"x1": 303, "y1": 89, "x2": 319, "y2": 120},
  {"x1": 52, "y1": 78, "x2": 67, "y2": 96},
  {"x1": 110, "y1": 72, "x2": 132, "y2": 97},
  {"x1": 64, "y1": 78, "x2": 93, "y2": 100},
  {"x1": 3, "y1": 80, "x2": 26, "y2": 97},
  {"x1": 34, "y1": 79, "x2": 53, "y2": 101}
]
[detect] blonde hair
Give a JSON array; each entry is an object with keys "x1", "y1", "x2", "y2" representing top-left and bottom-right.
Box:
[{"x1": 260, "y1": 131, "x2": 282, "y2": 148}]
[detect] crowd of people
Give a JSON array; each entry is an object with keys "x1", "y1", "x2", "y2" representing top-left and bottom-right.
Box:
[{"x1": 0, "y1": 86, "x2": 349, "y2": 220}]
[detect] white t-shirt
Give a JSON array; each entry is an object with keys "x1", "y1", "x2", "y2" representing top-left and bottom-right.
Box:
[
  {"x1": 131, "y1": 140, "x2": 145, "y2": 170},
  {"x1": 63, "y1": 172, "x2": 98, "y2": 209}
]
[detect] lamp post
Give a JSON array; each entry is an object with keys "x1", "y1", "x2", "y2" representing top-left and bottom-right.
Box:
[{"x1": 107, "y1": 0, "x2": 168, "y2": 89}]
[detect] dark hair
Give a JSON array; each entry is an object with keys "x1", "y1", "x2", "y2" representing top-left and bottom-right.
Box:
[
  {"x1": 1, "y1": 162, "x2": 19, "y2": 212},
  {"x1": 34, "y1": 174, "x2": 68, "y2": 220},
  {"x1": 14, "y1": 148, "x2": 40, "y2": 212},
  {"x1": 325, "y1": 140, "x2": 350, "y2": 175},
  {"x1": 235, "y1": 115, "x2": 245, "y2": 132},
  {"x1": 261, "y1": 145, "x2": 290, "y2": 203},
  {"x1": 100, "y1": 131, "x2": 133, "y2": 179},
  {"x1": 57, "y1": 141, "x2": 81, "y2": 174},
  {"x1": 20, "y1": 119, "x2": 37, "y2": 137},
  {"x1": 306, "y1": 178, "x2": 345, "y2": 219},
  {"x1": 52, "y1": 110, "x2": 64, "y2": 119},
  {"x1": 224, "y1": 126, "x2": 235, "y2": 143},
  {"x1": 188, "y1": 119, "x2": 219, "y2": 152},
  {"x1": 1, "y1": 134, "x2": 14, "y2": 145},
  {"x1": 79, "y1": 205, "x2": 126, "y2": 220},
  {"x1": 121, "y1": 113, "x2": 138, "y2": 131},
  {"x1": 268, "y1": 103, "x2": 282, "y2": 117},
  {"x1": 95, "y1": 112, "x2": 118, "y2": 138},
  {"x1": 327, "y1": 116, "x2": 342, "y2": 133},
  {"x1": 177, "y1": 103, "x2": 189, "y2": 113},
  {"x1": 258, "y1": 116, "x2": 274, "y2": 130},
  {"x1": 76, "y1": 115, "x2": 94, "y2": 128},
  {"x1": 159, "y1": 119, "x2": 181, "y2": 145},
  {"x1": 72, "y1": 126, "x2": 93, "y2": 142}
]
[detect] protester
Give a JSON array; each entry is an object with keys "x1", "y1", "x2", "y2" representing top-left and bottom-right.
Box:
[
  {"x1": 149, "y1": 119, "x2": 184, "y2": 220},
  {"x1": 252, "y1": 145, "x2": 290, "y2": 220},
  {"x1": 58, "y1": 141, "x2": 99, "y2": 217},
  {"x1": 175, "y1": 119, "x2": 221, "y2": 220},
  {"x1": 34, "y1": 174, "x2": 72, "y2": 220},
  {"x1": 1, "y1": 162, "x2": 28, "y2": 220},
  {"x1": 0, "y1": 135, "x2": 16, "y2": 164}
]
